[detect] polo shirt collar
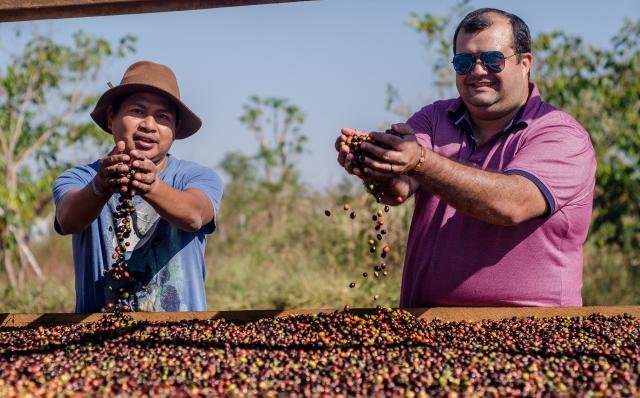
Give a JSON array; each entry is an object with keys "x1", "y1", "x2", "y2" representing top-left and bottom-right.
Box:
[{"x1": 447, "y1": 82, "x2": 540, "y2": 141}]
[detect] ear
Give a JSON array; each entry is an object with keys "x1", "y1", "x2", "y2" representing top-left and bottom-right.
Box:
[
  {"x1": 106, "y1": 105, "x2": 115, "y2": 131},
  {"x1": 520, "y1": 52, "x2": 533, "y2": 76}
]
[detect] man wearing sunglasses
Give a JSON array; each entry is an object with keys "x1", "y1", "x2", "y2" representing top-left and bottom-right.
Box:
[{"x1": 336, "y1": 8, "x2": 596, "y2": 307}]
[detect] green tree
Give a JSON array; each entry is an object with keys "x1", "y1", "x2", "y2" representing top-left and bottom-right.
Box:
[
  {"x1": 218, "y1": 96, "x2": 307, "y2": 235},
  {"x1": 237, "y1": 95, "x2": 306, "y2": 189},
  {"x1": 0, "y1": 30, "x2": 136, "y2": 287},
  {"x1": 386, "y1": 0, "x2": 471, "y2": 118}
]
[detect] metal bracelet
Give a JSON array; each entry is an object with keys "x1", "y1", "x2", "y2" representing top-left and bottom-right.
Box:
[{"x1": 411, "y1": 145, "x2": 426, "y2": 174}]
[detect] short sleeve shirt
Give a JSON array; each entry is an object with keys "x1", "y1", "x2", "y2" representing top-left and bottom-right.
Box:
[
  {"x1": 52, "y1": 155, "x2": 223, "y2": 313},
  {"x1": 401, "y1": 83, "x2": 596, "y2": 307}
]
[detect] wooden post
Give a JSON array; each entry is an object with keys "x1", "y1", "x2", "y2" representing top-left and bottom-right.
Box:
[{"x1": 0, "y1": 0, "x2": 313, "y2": 22}]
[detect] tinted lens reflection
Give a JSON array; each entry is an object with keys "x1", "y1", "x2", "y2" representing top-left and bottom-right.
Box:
[
  {"x1": 480, "y1": 51, "x2": 505, "y2": 72},
  {"x1": 452, "y1": 51, "x2": 506, "y2": 75}
]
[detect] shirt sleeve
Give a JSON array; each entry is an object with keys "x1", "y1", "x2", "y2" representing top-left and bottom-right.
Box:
[
  {"x1": 504, "y1": 115, "x2": 596, "y2": 215},
  {"x1": 52, "y1": 163, "x2": 98, "y2": 234},
  {"x1": 178, "y1": 162, "x2": 224, "y2": 235},
  {"x1": 406, "y1": 104, "x2": 436, "y2": 150}
]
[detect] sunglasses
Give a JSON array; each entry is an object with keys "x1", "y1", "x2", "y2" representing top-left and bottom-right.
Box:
[{"x1": 452, "y1": 51, "x2": 519, "y2": 75}]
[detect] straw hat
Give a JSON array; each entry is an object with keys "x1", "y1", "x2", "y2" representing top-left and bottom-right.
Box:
[{"x1": 90, "y1": 60, "x2": 202, "y2": 139}]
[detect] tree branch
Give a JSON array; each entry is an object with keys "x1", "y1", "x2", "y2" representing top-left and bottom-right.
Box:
[
  {"x1": 8, "y1": 69, "x2": 39, "y2": 156},
  {"x1": 9, "y1": 224, "x2": 44, "y2": 280},
  {"x1": 14, "y1": 83, "x2": 84, "y2": 168}
]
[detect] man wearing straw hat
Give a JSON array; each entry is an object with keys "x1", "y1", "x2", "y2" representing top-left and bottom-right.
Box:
[{"x1": 53, "y1": 60, "x2": 223, "y2": 313}]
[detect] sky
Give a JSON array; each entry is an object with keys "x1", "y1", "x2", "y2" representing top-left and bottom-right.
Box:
[{"x1": 2, "y1": 0, "x2": 639, "y2": 188}]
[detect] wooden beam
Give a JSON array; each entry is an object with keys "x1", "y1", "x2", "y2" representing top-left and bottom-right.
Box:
[
  {"x1": 1, "y1": 306, "x2": 639, "y2": 328},
  {"x1": 0, "y1": 0, "x2": 312, "y2": 22}
]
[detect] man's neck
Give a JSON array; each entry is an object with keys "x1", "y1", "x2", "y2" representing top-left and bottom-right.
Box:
[
  {"x1": 154, "y1": 154, "x2": 170, "y2": 174},
  {"x1": 469, "y1": 107, "x2": 521, "y2": 146}
]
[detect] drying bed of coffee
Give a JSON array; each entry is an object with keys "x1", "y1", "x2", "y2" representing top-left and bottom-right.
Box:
[{"x1": 0, "y1": 308, "x2": 638, "y2": 396}]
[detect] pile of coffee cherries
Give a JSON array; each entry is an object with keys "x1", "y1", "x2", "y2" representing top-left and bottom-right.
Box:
[
  {"x1": 0, "y1": 309, "x2": 637, "y2": 396},
  {"x1": 340, "y1": 128, "x2": 399, "y2": 172},
  {"x1": 342, "y1": 133, "x2": 373, "y2": 172},
  {"x1": 104, "y1": 167, "x2": 137, "y2": 312}
]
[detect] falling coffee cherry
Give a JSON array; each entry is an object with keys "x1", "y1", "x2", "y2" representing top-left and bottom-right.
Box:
[
  {"x1": 349, "y1": 282, "x2": 356, "y2": 288},
  {"x1": 343, "y1": 203, "x2": 350, "y2": 211},
  {"x1": 324, "y1": 210, "x2": 331, "y2": 216},
  {"x1": 350, "y1": 211, "x2": 356, "y2": 219}
]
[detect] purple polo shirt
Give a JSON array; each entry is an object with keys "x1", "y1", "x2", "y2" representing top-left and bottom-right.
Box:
[{"x1": 401, "y1": 83, "x2": 596, "y2": 307}]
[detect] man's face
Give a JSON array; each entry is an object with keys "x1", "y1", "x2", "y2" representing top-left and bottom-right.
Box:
[
  {"x1": 454, "y1": 14, "x2": 531, "y2": 118},
  {"x1": 107, "y1": 91, "x2": 178, "y2": 164}
]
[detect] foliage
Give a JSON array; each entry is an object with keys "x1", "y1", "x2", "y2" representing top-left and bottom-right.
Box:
[
  {"x1": 209, "y1": 96, "x2": 414, "y2": 310},
  {"x1": 205, "y1": 186, "x2": 412, "y2": 310},
  {"x1": 385, "y1": 0, "x2": 471, "y2": 119},
  {"x1": 236, "y1": 95, "x2": 307, "y2": 189},
  {"x1": 0, "y1": 30, "x2": 136, "y2": 287},
  {"x1": 405, "y1": 0, "x2": 471, "y2": 99}
]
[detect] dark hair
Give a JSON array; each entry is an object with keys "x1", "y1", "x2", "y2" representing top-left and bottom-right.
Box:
[{"x1": 452, "y1": 8, "x2": 531, "y2": 62}]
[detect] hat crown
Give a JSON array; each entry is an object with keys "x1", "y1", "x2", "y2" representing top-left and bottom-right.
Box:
[{"x1": 120, "y1": 61, "x2": 181, "y2": 99}]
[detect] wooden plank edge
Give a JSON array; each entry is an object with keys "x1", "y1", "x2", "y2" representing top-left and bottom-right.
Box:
[
  {"x1": 1, "y1": 306, "x2": 638, "y2": 328},
  {"x1": 0, "y1": 0, "x2": 312, "y2": 22}
]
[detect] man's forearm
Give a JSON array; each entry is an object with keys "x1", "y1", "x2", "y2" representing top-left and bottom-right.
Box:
[
  {"x1": 410, "y1": 150, "x2": 547, "y2": 226},
  {"x1": 143, "y1": 180, "x2": 214, "y2": 232},
  {"x1": 56, "y1": 178, "x2": 109, "y2": 234}
]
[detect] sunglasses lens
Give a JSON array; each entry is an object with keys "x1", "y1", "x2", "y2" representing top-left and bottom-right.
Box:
[
  {"x1": 452, "y1": 54, "x2": 474, "y2": 75},
  {"x1": 480, "y1": 51, "x2": 506, "y2": 73}
]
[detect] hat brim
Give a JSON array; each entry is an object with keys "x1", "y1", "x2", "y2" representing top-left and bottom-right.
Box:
[{"x1": 90, "y1": 83, "x2": 202, "y2": 140}]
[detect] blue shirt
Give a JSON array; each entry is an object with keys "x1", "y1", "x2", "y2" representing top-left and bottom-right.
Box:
[{"x1": 52, "y1": 155, "x2": 223, "y2": 313}]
